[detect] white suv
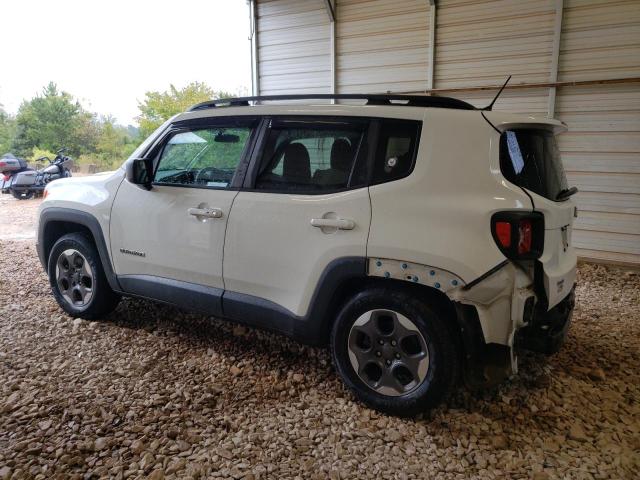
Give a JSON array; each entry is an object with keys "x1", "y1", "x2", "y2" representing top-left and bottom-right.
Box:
[{"x1": 37, "y1": 94, "x2": 577, "y2": 416}]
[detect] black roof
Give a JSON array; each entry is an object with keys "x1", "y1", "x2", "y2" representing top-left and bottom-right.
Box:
[{"x1": 188, "y1": 94, "x2": 476, "y2": 112}]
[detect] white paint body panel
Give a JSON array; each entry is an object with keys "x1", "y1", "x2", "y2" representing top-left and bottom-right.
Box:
[
  {"x1": 223, "y1": 188, "x2": 371, "y2": 317},
  {"x1": 109, "y1": 180, "x2": 237, "y2": 289},
  {"x1": 529, "y1": 190, "x2": 577, "y2": 309},
  {"x1": 367, "y1": 109, "x2": 532, "y2": 284},
  {"x1": 39, "y1": 170, "x2": 125, "y2": 264}
]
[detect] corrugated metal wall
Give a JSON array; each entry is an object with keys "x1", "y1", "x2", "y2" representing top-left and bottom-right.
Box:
[
  {"x1": 256, "y1": 0, "x2": 331, "y2": 94},
  {"x1": 336, "y1": 0, "x2": 430, "y2": 93},
  {"x1": 556, "y1": 0, "x2": 640, "y2": 264},
  {"x1": 254, "y1": 0, "x2": 640, "y2": 264},
  {"x1": 434, "y1": 0, "x2": 556, "y2": 88}
]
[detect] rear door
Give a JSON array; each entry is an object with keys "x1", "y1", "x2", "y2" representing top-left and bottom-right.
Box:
[
  {"x1": 499, "y1": 128, "x2": 577, "y2": 308},
  {"x1": 222, "y1": 116, "x2": 372, "y2": 318}
]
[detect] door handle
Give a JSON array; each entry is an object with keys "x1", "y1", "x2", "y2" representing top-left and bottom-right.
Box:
[
  {"x1": 188, "y1": 207, "x2": 223, "y2": 219},
  {"x1": 310, "y1": 218, "x2": 355, "y2": 230}
]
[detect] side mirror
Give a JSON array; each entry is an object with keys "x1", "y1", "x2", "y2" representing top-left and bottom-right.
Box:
[{"x1": 125, "y1": 158, "x2": 152, "y2": 190}]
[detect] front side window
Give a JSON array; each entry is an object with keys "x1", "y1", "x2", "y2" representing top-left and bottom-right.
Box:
[
  {"x1": 154, "y1": 126, "x2": 252, "y2": 188},
  {"x1": 255, "y1": 121, "x2": 367, "y2": 192}
]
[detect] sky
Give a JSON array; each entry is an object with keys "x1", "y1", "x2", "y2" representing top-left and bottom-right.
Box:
[{"x1": 0, "y1": 0, "x2": 252, "y2": 126}]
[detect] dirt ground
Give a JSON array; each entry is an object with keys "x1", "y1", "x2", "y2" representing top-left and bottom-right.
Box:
[
  {"x1": 0, "y1": 195, "x2": 638, "y2": 479},
  {"x1": 0, "y1": 194, "x2": 40, "y2": 241}
]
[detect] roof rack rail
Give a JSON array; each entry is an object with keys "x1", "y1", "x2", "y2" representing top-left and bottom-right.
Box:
[{"x1": 187, "y1": 94, "x2": 477, "y2": 112}]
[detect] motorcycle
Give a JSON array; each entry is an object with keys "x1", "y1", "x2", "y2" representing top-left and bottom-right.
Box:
[
  {"x1": 10, "y1": 148, "x2": 73, "y2": 200},
  {"x1": 1, "y1": 153, "x2": 33, "y2": 196}
]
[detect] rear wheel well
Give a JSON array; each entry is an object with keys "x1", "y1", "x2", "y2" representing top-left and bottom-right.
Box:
[
  {"x1": 42, "y1": 221, "x2": 94, "y2": 265},
  {"x1": 324, "y1": 277, "x2": 461, "y2": 345}
]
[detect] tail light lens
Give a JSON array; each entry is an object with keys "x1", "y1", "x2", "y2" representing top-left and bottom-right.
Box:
[
  {"x1": 491, "y1": 212, "x2": 544, "y2": 259},
  {"x1": 518, "y1": 219, "x2": 532, "y2": 254},
  {"x1": 495, "y1": 221, "x2": 512, "y2": 248}
]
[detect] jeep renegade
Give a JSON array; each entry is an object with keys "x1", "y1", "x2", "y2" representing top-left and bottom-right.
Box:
[{"x1": 37, "y1": 94, "x2": 577, "y2": 416}]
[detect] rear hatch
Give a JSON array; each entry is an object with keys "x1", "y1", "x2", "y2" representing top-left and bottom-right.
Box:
[{"x1": 499, "y1": 127, "x2": 577, "y2": 309}]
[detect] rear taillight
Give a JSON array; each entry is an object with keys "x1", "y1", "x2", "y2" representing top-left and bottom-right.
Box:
[
  {"x1": 491, "y1": 212, "x2": 544, "y2": 260},
  {"x1": 495, "y1": 221, "x2": 512, "y2": 248},
  {"x1": 518, "y1": 219, "x2": 532, "y2": 255}
]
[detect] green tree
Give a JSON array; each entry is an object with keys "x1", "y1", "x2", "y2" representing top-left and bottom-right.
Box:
[
  {"x1": 12, "y1": 82, "x2": 83, "y2": 157},
  {"x1": 30, "y1": 146, "x2": 57, "y2": 163},
  {"x1": 0, "y1": 105, "x2": 17, "y2": 155},
  {"x1": 137, "y1": 82, "x2": 234, "y2": 138},
  {"x1": 96, "y1": 117, "x2": 125, "y2": 166},
  {"x1": 74, "y1": 112, "x2": 102, "y2": 155},
  {"x1": 77, "y1": 116, "x2": 139, "y2": 170}
]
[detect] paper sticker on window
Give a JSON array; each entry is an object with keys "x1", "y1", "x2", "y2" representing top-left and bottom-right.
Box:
[{"x1": 506, "y1": 131, "x2": 525, "y2": 174}]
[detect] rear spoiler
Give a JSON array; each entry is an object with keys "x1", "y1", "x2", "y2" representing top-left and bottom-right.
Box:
[{"x1": 482, "y1": 112, "x2": 568, "y2": 135}]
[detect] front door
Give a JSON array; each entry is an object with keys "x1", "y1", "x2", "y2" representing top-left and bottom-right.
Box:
[
  {"x1": 223, "y1": 117, "x2": 372, "y2": 318},
  {"x1": 110, "y1": 118, "x2": 258, "y2": 312}
]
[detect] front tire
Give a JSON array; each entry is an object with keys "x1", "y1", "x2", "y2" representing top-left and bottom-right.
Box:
[
  {"x1": 48, "y1": 233, "x2": 120, "y2": 319},
  {"x1": 330, "y1": 287, "x2": 459, "y2": 416}
]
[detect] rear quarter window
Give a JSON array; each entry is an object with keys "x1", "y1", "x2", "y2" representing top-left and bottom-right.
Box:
[
  {"x1": 371, "y1": 119, "x2": 421, "y2": 185},
  {"x1": 499, "y1": 129, "x2": 568, "y2": 201}
]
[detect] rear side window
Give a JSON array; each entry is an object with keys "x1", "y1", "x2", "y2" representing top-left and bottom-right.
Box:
[
  {"x1": 371, "y1": 119, "x2": 421, "y2": 185},
  {"x1": 255, "y1": 120, "x2": 368, "y2": 193},
  {"x1": 500, "y1": 129, "x2": 568, "y2": 201}
]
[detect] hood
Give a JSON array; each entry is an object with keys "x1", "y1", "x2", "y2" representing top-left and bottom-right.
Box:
[{"x1": 44, "y1": 169, "x2": 125, "y2": 206}]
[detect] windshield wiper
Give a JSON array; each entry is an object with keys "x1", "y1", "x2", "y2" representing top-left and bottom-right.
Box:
[{"x1": 556, "y1": 186, "x2": 578, "y2": 201}]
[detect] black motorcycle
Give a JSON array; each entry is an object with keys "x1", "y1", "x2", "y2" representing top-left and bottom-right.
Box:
[
  {"x1": 1, "y1": 153, "x2": 33, "y2": 196},
  {"x1": 10, "y1": 148, "x2": 73, "y2": 200}
]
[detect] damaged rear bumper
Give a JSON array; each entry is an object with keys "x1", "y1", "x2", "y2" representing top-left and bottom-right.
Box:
[
  {"x1": 450, "y1": 261, "x2": 575, "y2": 387},
  {"x1": 516, "y1": 287, "x2": 575, "y2": 355}
]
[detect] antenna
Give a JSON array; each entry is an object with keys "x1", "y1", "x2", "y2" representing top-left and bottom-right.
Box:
[{"x1": 483, "y1": 75, "x2": 512, "y2": 111}]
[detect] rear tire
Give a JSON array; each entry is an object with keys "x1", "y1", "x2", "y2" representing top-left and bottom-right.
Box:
[
  {"x1": 11, "y1": 189, "x2": 33, "y2": 200},
  {"x1": 330, "y1": 287, "x2": 459, "y2": 416},
  {"x1": 48, "y1": 233, "x2": 120, "y2": 319}
]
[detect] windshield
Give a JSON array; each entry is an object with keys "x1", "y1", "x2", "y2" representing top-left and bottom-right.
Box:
[{"x1": 499, "y1": 129, "x2": 569, "y2": 201}]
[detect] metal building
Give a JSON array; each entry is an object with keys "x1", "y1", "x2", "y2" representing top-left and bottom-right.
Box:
[{"x1": 248, "y1": 0, "x2": 640, "y2": 265}]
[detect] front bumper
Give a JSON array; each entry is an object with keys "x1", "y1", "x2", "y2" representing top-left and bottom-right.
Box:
[{"x1": 516, "y1": 286, "x2": 575, "y2": 355}]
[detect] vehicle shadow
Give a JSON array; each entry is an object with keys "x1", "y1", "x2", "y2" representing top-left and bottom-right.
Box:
[
  {"x1": 104, "y1": 296, "x2": 333, "y2": 374},
  {"x1": 100, "y1": 296, "x2": 563, "y2": 421}
]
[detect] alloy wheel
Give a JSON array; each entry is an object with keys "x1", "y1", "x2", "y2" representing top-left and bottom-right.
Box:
[
  {"x1": 347, "y1": 309, "x2": 429, "y2": 396},
  {"x1": 55, "y1": 249, "x2": 94, "y2": 307}
]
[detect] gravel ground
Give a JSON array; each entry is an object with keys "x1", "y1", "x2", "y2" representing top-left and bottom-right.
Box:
[{"x1": 0, "y1": 196, "x2": 639, "y2": 479}]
